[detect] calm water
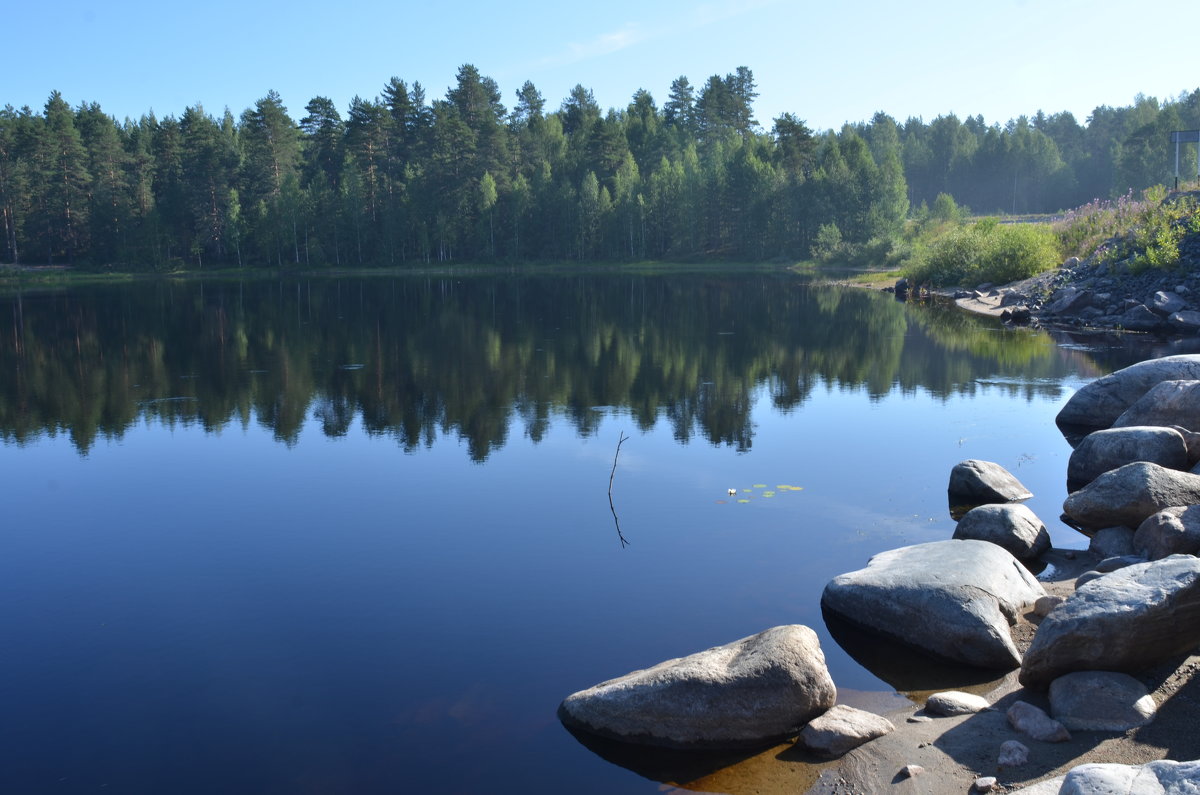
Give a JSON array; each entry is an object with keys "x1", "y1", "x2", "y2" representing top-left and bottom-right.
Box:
[{"x1": 0, "y1": 271, "x2": 1194, "y2": 794}]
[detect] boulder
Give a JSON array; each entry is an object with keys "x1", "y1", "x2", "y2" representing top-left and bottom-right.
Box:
[
  {"x1": 1048, "y1": 671, "x2": 1156, "y2": 731},
  {"x1": 1007, "y1": 701, "x2": 1071, "y2": 742},
  {"x1": 952, "y1": 503, "x2": 1051, "y2": 560},
  {"x1": 1120, "y1": 304, "x2": 1168, "y2": 332},
  {"x1": 1044, "y1": 287, "x2": 1094, "y2": 316},
  {"x1": 1066, "y1": 426, "x2": 1189, "y2": 491},
  {"x1": 1057, "y1": 354, "x2": 1200, "y2": 431},
  {"x1": 1062, "y1": 461, "x2": 1200, "y2": 530},
  {"x1": 798, "y1": 704, "x2": 894, "y2": 758},
  {"x1": 1113, "y1": 380, "x2": 1200, "y2": 432},
  {"x1": 1150, "y1": 290, "x2": 1187, "y2": 317},
  {"x1": 557, "y1": 625, "x2": 836, "y2": 748},
  {"x1": 925, "y1": 691, "x2": 989, "y2": 716},
  {"x1": 1056, "y1": 760, "x2": 1200, "y2": 793},
  {"x1": 1088, "y1": 526, "x2": 1136, "y2": 558},
  {"x1": 1019, "y1": 555, "x2": 1200, "y2": 688},
  {"x1": 948, "y1": 460, "x2": 1034, "y2": 506},
  {"x1": 821, "y1": 540, "x2": 1045, "y2": 669},
  {"x1": 1169, "y1": 310, "x2": 1200, "y2": 332},
  {"x1": 1134, "y1": 506, "x2": 1200, "y2": 560}
]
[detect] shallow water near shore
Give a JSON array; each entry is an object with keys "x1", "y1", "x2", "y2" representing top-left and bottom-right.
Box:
[{"x1": 1, "y1": 271, "x2": 1196, "y2": 793}]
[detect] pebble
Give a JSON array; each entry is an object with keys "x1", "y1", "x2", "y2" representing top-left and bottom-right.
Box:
[{"x1": 974, "y1": 776, "x2": 999, "y2": 792}]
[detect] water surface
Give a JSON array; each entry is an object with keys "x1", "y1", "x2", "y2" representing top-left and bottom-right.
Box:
[{"x1": 0, "y1": 272, "x2": 1192, "y2": 793}]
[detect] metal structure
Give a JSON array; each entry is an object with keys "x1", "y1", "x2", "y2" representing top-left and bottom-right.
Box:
[{"x1": 1171, "y1": 130, "x2": 1200, "y2": 189}]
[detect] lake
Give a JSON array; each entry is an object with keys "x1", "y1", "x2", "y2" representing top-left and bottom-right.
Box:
[{"x1": 1, "y1": 270, "x2": 1195, "y2": 794}]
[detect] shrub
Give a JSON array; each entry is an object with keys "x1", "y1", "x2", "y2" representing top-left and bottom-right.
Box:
[{"x1": 903, "y1": 221, "x2": 1060, "y2": 287}]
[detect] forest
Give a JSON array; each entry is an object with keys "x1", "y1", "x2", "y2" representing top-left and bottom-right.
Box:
[{"x1": 1, "y1": 65, "x2": 1198, "y2": 269}]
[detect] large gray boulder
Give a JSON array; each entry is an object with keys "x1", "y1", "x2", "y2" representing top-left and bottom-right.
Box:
[
  {"x1": 821, "y1": 540, "x2": 1045, "y2": 669},
  {"x1": 1066, "y1": 426, "x2": 1189, "y2": 491},
  {"x1": 948, "y1": 459, "x2": 1033, "y2": 505},
  {"x1": 1056, "y1": 760, "x2": 1200, "y2": 794},
  {"x1": 1048, "y1": 671, "x2": 1156, "y2": 731},
  {"x1": 952, "y1": 503, "x2": 1051, "y2": 560},
  {"x1": 1112, "y1": 380, "x2": 1200, "y2": 432},
  {"x1": 1134, "y1": 505, "x2": 1200, "y2": 560},
  {"x1": 558, "y1": 625, "x2": 836, "y2": 749},
  {"x1": 1057, "y1": 354, "x2": 1200, "y2": 430},
  {"x1": 1019, "y1": 555, "x2": 1200, "y2": 688},
  {"x1": 1062, "y1": 461, "x2": 1200, "y2": 530}
]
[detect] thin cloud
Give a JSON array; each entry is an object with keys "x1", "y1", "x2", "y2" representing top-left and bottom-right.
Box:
[{"x1": 526, "y1": 22, "x2": 648, "y2": 70}]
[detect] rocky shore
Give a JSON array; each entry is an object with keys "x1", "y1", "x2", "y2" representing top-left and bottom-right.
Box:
[
  {"x1": 933, "y1": 228, "x2": 1200, "y2": 334},
  {"x1": 557, "y1": 354, "x2": 1200, "y2": 793}
]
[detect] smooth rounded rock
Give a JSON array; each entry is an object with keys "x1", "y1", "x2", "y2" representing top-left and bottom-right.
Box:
[
  {"x1": 948, "y1": 459, "x2": 1034, "y2": 505},
  {"x1": 1057, "y1": 354, "x2": 1200, "y2": 431},
  {"x1": 821, "y1": 540, "x2": 1045, "y2": 669},
  {"x1": 1135, "y1": 505, "x2": 1200, "y2": 560},
  {"x1": 558, "y1": 625, "x2": 836, "y2": 749},
  {"x1": 1020, "y1": 555, "x2": 1200, "y2": 688},
  {"x1": 1113, "y1": 380, "x2": 1200, "y2": 433},
  {"x1": 798, "y1": 704, "x2": 894, "y2": 758},
  {"x1": 1067, "y1": 426, "x2": 1189, "y2": 491},
  {"x1": 926, "y1": 691, "x2": 989, "y2": 716},
  {"x1": 1062, "y1": 461, "x2": 1200, "y2": 530},
  {"x1": 1048, "y1": 671, "x2": 1156, "y2": 731},
  {"x1": 953, "y1": 503, "x2": 1051, "y2": 560}
]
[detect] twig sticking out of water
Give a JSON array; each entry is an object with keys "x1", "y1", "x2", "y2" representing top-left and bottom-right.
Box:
[{"x1": 609, "y1": 432, "x2": 630, "y2": 548}]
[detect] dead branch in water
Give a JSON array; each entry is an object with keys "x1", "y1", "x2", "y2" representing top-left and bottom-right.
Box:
[{"x1": 608, "y1": 432, "x2": 630, "y2": 548}]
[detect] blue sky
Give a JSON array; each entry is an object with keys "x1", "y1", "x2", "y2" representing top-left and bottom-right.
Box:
[{"x1": 10, "y1": 0, "x2": 1199, "y2": 131}]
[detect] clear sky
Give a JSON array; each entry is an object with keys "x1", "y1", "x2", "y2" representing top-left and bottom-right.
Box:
[{"x1": 9, "y1": 0, "x2": 1199, "y2": 132}]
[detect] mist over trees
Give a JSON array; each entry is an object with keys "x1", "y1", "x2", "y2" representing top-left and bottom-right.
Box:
[{"x1": 1, "y1": 67, "x2": 1198, "y2": 268}]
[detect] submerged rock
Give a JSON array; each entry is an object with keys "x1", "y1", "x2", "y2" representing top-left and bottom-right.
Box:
[
  {"x1": 821, "y1": 540, "x2": 1045, "y2": 669},
  {"x1": 1020, "y1": 555, "x2": 1200, "y2": 688},
  {"x1": 1062, "y1": 461, "x2": 1200, "y2": 530},
  {"x1": 558, "y1": 625, "x2": 836, "y2": 749}
]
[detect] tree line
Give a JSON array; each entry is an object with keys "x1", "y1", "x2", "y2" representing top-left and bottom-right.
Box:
[{"x1": 1, "y1": 65, "x2": 1197, "y2": 268}]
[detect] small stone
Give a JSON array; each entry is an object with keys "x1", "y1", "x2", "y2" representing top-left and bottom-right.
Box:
[
  {"x1": 1007, "y1": 701, "x2": 1071, "y2": 742},
  {"x1": 926, "y1": 691, "x2": 990, "y2": 716},
  {"x1": 974, "y1": 776, "x2": 999, "y2": 792},
  {"x1": 903, "y1": 764, "x2": 924, "y2": 778},
  {"x1": 1034, "y1": 595, "x2": 1064, "y2": 617},
  {"x1": 998, "y1": 739, "x2": 1030, "y2": 767},
  {"x1": 799, "y1": 704, "x2": 895, "y2": 758},
  {"x1": 907, "y1": 715, "x2": 933, "y2": 723}
]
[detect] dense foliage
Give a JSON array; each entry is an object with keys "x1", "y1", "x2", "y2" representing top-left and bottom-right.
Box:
[{"x1": 1, "y1": 66, "x2": 1198, "y2": 269}]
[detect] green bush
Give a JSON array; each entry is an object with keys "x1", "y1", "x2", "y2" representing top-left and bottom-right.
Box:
[{"x1": 903, "y1": 221, "x2": 1060, "y2": 287}]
